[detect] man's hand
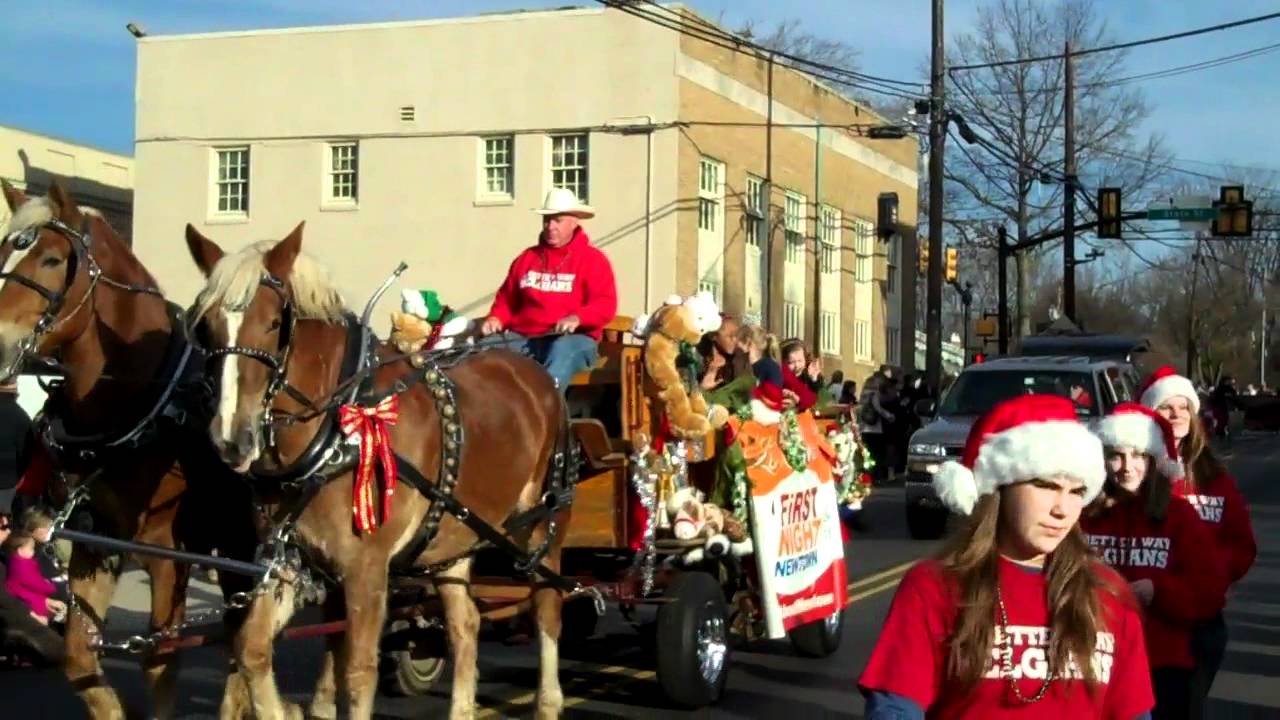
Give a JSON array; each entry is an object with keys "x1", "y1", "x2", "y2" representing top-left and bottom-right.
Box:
[
  {"x1": 480, "y1": 316, "x2": 504, "y2": 336},
  {"x1": 555, "y1": 315, "x2": 581, "y2": 334}
]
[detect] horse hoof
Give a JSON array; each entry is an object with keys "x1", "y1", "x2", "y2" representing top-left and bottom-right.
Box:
[
  {"x1": 283, "y1": 702, "x2": 306, "y2": 720},
  {"x1": 535, "y1": 695, "x2": 564, "y2": 720},
  {"x1": 308, "y1": 699, "x2": 337, "y2": 720}
]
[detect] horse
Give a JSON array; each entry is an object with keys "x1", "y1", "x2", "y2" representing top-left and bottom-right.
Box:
[
  {"x1": 0, "y1": 179, "x2": 260, "y2": 719},
  {"x1": 184, "y1": 222, "x2": 575, "y2": 720}
]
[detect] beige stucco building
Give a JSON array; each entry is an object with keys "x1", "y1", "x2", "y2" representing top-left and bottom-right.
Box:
[
  {"x1": 131, "y1": 4, "x2": 918, "y2": 380},
  {"x1": 1, "y1": 125, "x2": 134, "y2": 241}
]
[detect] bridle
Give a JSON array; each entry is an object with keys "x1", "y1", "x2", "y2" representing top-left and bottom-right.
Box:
[
  {"x1": 200, "y1": 272, "x2": 314, "y2": 448},
  {"x1": 0, "y1": 216, "x2": 163, "y2": 374}
]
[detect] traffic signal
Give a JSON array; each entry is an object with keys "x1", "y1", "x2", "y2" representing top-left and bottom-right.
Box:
[
  {"x1": 970, "y1": 351, "x2": 986, "y2": 365},
  {"x1": 877, "y1": 192, "x2": 899, "y2": 240},
  {"x1": 918, "y1": 243, "x2": 929, "y2": 276},
  {"x1": 945, "y1": 247, "x2": 959, "y2": 283},
  {"x1": 1212, "y1": 185, "x2": 1253, "y2": 237},
  {"x1": 1098, "y1": 187, "x2": 1122, "y2": 239}
]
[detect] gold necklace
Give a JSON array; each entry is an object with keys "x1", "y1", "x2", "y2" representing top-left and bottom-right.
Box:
[{"x1": 996, "y1": 586, "x2": 1054, "y2": 704}]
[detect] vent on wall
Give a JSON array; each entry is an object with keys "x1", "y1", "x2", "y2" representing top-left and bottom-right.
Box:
[{"x1": 400, "y1": 105, "x2": 416, "y2": 122}]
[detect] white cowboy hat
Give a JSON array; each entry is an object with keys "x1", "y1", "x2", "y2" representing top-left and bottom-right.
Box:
[{"x1": 533, "y1": 187, "x2": 594, "y2": 219}]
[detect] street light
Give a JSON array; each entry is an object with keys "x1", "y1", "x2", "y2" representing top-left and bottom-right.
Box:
[{"x1": 126, "y1": 23, "x2": 147, "y2": 38}]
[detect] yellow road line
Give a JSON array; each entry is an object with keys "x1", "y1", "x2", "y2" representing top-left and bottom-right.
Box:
[{"x1": 477, "y1": 560, "x2": 915, "y2": 717}]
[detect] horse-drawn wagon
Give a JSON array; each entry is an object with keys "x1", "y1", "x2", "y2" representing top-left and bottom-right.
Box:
[{"x1": 1, "y1": 179, "x2": 865, "y2": 718}]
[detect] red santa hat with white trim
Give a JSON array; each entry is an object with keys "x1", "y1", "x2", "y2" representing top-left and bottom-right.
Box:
[
  {"x1": 1094, "y1": 402, "x2": 1185, "y2": 481},
  {"x1": 932, "y1": 394, "x2": 1105, "y2": 515},
  {"x1": 1139, "y1": 365, "x2": 1200, "y2": 414}
]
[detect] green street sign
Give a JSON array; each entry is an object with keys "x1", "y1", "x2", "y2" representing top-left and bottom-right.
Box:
[{"x1": 1146, "y1": 207, "x2": 1216, "y2": 221}]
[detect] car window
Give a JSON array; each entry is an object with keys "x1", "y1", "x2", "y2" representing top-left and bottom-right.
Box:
[
  {"x1": 1106, "y1": 366, "x2": 1134, "y2": 402},
  {"x1": 937, "y1": 369, "x2": 1100, "y2": 417}
]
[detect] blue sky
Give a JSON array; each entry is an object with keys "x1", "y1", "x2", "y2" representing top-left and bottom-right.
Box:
[{"x1": 3, "y1": 0, "x2": 1279, "y2": 187}]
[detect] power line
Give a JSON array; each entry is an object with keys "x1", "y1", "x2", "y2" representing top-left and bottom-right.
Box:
[
  {"x1": 596, "y1": 1, "x2": 924, "y2": 100},
  {"x1": 950, "y1": 10, "x2": 1280, "y2": 72}
]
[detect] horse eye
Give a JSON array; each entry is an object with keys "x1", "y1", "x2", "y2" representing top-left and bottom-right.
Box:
[
  {"x1": 269, "y1": 318, "x2": 282, "y2": 331},
  {"x1": 40, "y1": 255, "x2": 65, "y2": 268}
]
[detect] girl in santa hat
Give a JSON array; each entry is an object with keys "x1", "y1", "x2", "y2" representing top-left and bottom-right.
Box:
[
  {"x1": 1080, "y1": 403, "x2": 1227, "y2": 720},
  {"x1": 1138, "y1": 366, "x2": 1256, "y2": 712},
  {"x1": 859, "y1": 394, "x2": 1154, "y2": 719}
]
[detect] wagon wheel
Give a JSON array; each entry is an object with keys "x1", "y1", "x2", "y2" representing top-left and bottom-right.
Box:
[
  {"x1": 787, "y1": 606, "x2": 845, "y2": 658},
  {"x1": 380, "y1": 619, "x2": 448, "y2": 697},
  {"x1": 655, "y1": 571, "x2": 730, "y2": 708}
]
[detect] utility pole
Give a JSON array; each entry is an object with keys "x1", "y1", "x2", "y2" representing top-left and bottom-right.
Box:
[
  {"x1": 1062, "y1": 41, "x2": 1077, "y2": 323},
  {"x1": 1262, "y1": 304, "x2": 1268, "y2": 389},
  {"x1": 925, "y1": 0, "x2": 946, "y2": 390},
  {"x1": 1186, "y1": 236, "x2": 1202, "y2": 377},
  {"x1": 997, "y1": 225, "x2": 1009, "y2": 354},
  {"x1": 812, "y1": 121, "x2": 823, "y2": 348},
  {"x1": 763, "y1": 53, "x2": 776, "y2": 329}
]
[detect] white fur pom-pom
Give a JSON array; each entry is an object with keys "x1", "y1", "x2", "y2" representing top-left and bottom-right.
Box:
[
  {"x1": 401, "y1": 289, "x2": 428, "y2": 318},
  {"x1": 932, "y1": 461, "x2": 979, "y2": 515},
  {"x1": 631, "y1": 313, "x2": 652, "y2": 337}
]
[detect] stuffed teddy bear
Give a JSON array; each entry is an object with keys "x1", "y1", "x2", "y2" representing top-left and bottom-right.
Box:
[
  {"x1": 390, "y1": 289, "x2": 474, "y2": 360},
  {"x1": 664, "y1": 487, "x2": 754, "y2": 564},
  {"x1": 632, "y1": 292, "x2": 730, "y2": 439}
]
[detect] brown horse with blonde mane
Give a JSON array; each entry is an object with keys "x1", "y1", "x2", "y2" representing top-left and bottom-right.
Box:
[
  {"x1": 0, "y1": 179, "x2": 258, "y2": 719},
  {"x1": 184, "y1": 222, "x2": 575, "y2": 720}
]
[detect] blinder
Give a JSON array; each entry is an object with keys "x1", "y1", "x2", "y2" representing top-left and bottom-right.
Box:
[{"x1": 0, "y1": 216, "x2": 96, "y2": 363}]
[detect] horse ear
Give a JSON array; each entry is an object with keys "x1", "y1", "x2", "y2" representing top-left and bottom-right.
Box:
[
  {"x1": 265, "y1": 221, "x2": 304, "y2": 280},
  {"x1": 185, "y1": 223, "x2": 225, "y2": 277},
  {"x1": 1, "y1": 179, "x2": 27, "y2": 211},
  {"x1": 46, "y1": 178, "x2": 81, "y2": 223}
]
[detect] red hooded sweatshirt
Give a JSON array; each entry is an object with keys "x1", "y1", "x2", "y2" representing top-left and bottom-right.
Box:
[
  {"x1": 487, "y1": 227, "x2": 618, "y2": 341},
  {"x1": 1173, "y1": 472, "x2": 1257, "y2": 586},
  {"x1": 1081, "y1": 495, "x2": 1228, "y2": 669}
]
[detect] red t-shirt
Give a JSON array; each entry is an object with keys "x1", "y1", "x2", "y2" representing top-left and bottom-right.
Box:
[
  {"x1": 1172, "y1": 472, "x2": 1257, "y2": 585},
  {"x1": 486, "y1": 227, "x2": 618, "y2": 341},
  {"x1": 1081, "y1": 496, "x2": 1227, "y2": 669},
  {"x1": 859, "y1": 557, "x2": 1153, "y2": 719}
]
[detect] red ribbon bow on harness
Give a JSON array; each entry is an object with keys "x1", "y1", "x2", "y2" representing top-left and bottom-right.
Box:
[{"x1": 339, "y1": 395, "x2": 400, "y2": 534}]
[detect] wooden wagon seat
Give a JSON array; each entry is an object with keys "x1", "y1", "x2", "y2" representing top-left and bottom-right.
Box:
[{"x1": 566, "y1": 315, "x2": 637, "y2": 387}]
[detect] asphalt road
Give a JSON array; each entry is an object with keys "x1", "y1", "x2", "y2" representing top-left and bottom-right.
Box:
[{"x1": 2, "y1": 434, "x2": 1276, "y2": 719}]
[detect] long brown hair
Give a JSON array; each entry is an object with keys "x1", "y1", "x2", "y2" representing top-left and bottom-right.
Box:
[
  {"x1": 939, "y1": 489, "x2": 1109, "y2": 692},
  {"x1": 1180, "y1": 413, "x2": 1225, "y2": 491}
]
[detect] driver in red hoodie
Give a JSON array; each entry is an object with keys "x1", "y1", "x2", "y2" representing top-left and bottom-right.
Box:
[{"x1": 479, "y1": 188, "x2": 618, "y2": 393}]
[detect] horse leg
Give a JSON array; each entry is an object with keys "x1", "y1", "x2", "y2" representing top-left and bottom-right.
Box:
[
  {"x1": 531, "y1": 547, "x2": 565, "y2": 718},
  {"x1": 63, "y1": 549, "x2": 126, "y2": 720},
  {"x1": 437, "y1": 559, "x2": 480, "y2": 720},
  {"x1": 309, "y1": 593, "x2": 348, "y2": 720},
  {"x1": 227, "y1": 582, "x2": 302, "y2": 720},
  {"x1": 342, "y1": 562, "x2": 390, "y2": 720},
  {"x1": 140, "y1": 557, "x2": 190, "y2": 720}
]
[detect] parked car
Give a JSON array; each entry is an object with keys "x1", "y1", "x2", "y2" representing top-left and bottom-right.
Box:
[{"x1": 902, "y1": 355, "x2": 1140, "y2": 539}]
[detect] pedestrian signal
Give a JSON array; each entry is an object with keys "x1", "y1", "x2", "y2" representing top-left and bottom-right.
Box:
[
  {"x1": 1212, "y1": 185, "x2": 1253, "y2": 237},
  {"x1": 1098, "y1": 187, "x2": 1122, "y2": 239}
]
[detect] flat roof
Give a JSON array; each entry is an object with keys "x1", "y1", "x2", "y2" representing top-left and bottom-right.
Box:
[{"x1": 1, "y1": 123, "x2": 133, "y2": 162}]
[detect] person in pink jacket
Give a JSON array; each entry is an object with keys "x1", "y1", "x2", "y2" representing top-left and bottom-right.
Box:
[{"x1": 3, "y1": 531, "x2": 64, "y2": 623}]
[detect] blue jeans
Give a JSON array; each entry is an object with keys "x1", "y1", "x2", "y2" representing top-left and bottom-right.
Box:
[{"x1": 478, "y1": 331, "x2": 598, "y2": 394}]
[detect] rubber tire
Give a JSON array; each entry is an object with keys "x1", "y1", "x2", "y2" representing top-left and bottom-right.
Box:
[
  {"x1": 655, "y1": 571, "x2": 731, "y2": 709},
  {"x1": 906, "y1": 503, "x2": 948, "y2": 540},
  {"x1": 560, "y1": 596, "x2": 601, "y2": 644},
  {"x1": 788, "y1": 606, "x2": 844, "y2": 658},
  {"x1": 380, "y1": 621, "x2": 447, "y2": 697}
]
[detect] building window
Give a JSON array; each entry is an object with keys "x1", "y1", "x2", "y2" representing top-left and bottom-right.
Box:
[
  {"x1": 854, "y1": 217, "x2": 874, "y2": 282},
  {"x1": 784, "y1": 191, "x2": 805, "y2": 264},
  {"x1": 783, "y1": 302, "x2": 802, "y2": 340},
  {"x1": 855, "y1": 319, "x2": 871, "y2": 360},
  {"x1": 215, "y1": 147, "x2": 249, "y2": 214},
  {"x1": 327, "y1": 142, "x2": 358, "y2": 203},
  {"x1": 745, "y1": 175, "x2": 766, "y2": 247},
  {"x1": 551, "y1": 133, "x2": 589, "y2": 203},
  {"x1": 698, "y1": 157, "x2": 723, "y2": 231},
  {"x1": 819, "y1": 204, "x2": 840, "y2": 274},
  {"x1": 483, "y1": 136, "x2": 514, "y2": 197},
  {"x1": 820, "y1": 311, "x2": 839, "y2": 355},
  {"x1": 887, "y1": 326, "x2": 901, "y2": 364}
]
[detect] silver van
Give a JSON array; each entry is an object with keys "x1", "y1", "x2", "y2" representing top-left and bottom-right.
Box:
[{"x1": 903, "y1": 355, "x2": 1139, "y2": 539}]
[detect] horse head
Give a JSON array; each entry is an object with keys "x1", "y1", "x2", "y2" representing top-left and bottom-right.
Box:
[
  {"x1": 0, "y1": 179, "x2": 132, "y2": 381},
  {"x1": 185, "y1": 221, "x2": 344, "y2": 472}
]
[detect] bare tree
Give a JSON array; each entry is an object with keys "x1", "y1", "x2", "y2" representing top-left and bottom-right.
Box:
[{"x1": 942, "y1": 0, "x2": 1167, "y2": 340}]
